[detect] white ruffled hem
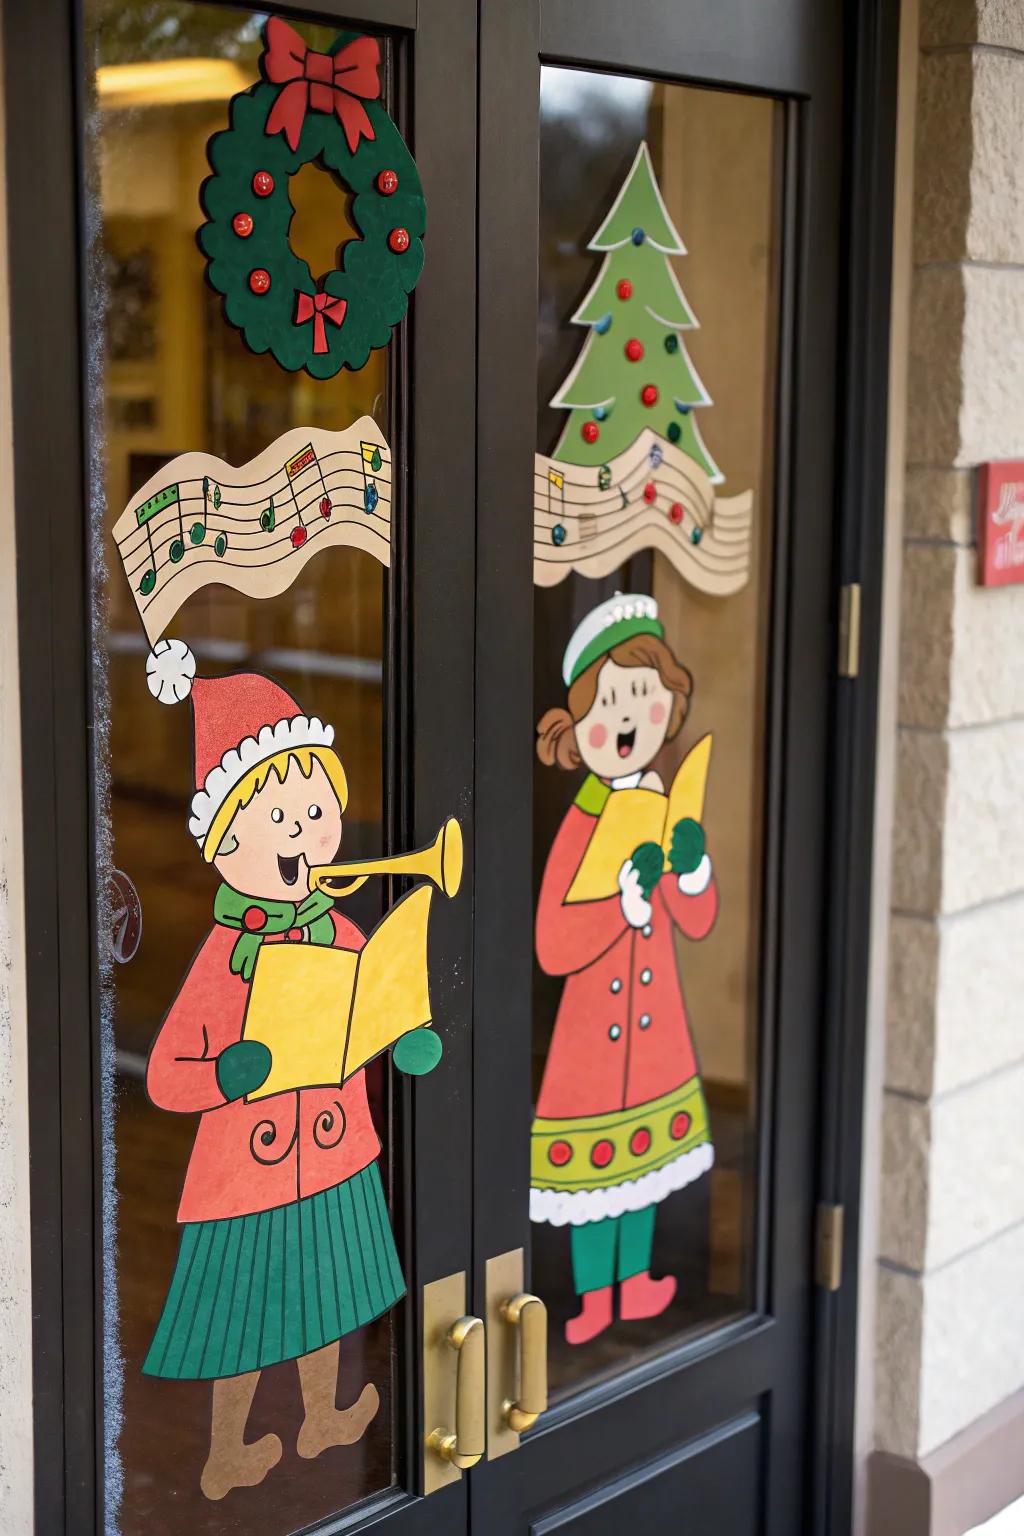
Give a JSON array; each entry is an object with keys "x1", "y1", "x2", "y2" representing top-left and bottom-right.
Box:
[{"x1": 529, "y1": 1140, "x2": 714, "y2": 1227}]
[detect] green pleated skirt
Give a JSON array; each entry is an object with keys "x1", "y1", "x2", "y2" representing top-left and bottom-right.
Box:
[{"x1": 143, "y1": 1162, "x2": 405, "y2": 1381}]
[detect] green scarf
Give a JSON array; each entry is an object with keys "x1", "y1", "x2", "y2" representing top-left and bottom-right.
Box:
[{"x1": 214, "y1": 883, "x2": 337, "y2": 983}]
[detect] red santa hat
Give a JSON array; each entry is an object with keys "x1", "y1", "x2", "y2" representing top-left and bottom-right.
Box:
[{"x1": 146, "y1": 638, "x2": 335, "y2": 849}]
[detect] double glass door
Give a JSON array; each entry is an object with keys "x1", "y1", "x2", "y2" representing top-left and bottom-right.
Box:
[{"x1": 8, "y1": 0, "x2": 847, "y2": 1531}]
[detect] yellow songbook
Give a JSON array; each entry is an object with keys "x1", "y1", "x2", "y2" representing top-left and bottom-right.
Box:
[
  {"x1": 565, "y1": 734, "x2": 712, "y2": 904},
  {"x1": 241, "y1": 884, "x2": 434, "y2": 1100}
]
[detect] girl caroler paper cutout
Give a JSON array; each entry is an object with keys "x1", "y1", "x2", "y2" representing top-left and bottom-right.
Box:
[
  {"x1": 531, "y1": 593, "x2": 717, "y2": 1346},
  {"x1": 141, "y1": 640, "x2": 451, "y2": 1500}
]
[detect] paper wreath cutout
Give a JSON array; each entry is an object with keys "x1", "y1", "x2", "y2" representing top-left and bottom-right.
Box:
[{"x1": 199, "y1": 21, "x2": 426, "y2": 378}]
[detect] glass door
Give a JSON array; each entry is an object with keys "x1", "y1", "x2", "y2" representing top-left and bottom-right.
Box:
[
  {"x1": 472, "y1": 2, "x2": 843, "y2": 1533},
  {"x1": 6, "y1": 0, "x2": 476, "y2": 1530}
]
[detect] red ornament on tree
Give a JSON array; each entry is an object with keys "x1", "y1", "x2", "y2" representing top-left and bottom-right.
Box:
[
  {"x1": 388, "y1": 227, "x2": 410, "y2": 253},
  {"x1": 641, "y1": 383, "x2": 659, "y2": 406},
  {"x1": 581, "y1": 421, "x2": 600, "y2": 444},
  {"x1": 616, "y1": 278, "x2": 633, "y2": 301},
  {"x1": 669, "y1": 502, "x2": 684, "y2": 524},
  {"x1": 248, "y1": 268, "x2": 271, "y2": 294},
  {"x1": 377, "y1": 168, "x2": 399, "y2": 195},
  {"x1": 290, "y1": 525, "x2": 308, "y2": 548},
  {"x1": 232, "y1": 212, "x2": 254, "y2": 238},
  {"x1": 625, "y1": 338, "x2": 644, "y2": 362},
  {"x1": 252, "y1": 170, "x2": 275, "y2": 197},
  {"x1": 643, "y1": 481, "x2": 657, "y2": 504}
]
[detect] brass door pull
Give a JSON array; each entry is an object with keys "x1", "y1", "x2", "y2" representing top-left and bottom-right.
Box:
[
  {"x1": 501, "y1": 1292, "x2": 548, "y2": 1433},
  {"x1": 426, "y1": 1314, "x2": 485, "y2": 1470}
]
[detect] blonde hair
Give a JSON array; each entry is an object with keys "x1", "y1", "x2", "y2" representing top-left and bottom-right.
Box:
[{"x1": 203, "y1": 745, "x2": 349, "y2": 862}]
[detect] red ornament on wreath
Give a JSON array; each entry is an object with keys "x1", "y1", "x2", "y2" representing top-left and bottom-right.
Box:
[{"x1": 199, "y1": 19, "x2": 427, "y2": 378}]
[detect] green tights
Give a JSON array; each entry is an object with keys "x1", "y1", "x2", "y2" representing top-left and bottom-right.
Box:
[{"x1": 570, "y1": 1205, "x2": 655, "y2": 1296}]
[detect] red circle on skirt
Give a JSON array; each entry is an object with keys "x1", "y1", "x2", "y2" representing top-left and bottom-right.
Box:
[
  {"x1": 548, "y1": 1140, "x2": 573, "y2": 1167},
  {"x1": 590, "y1": 1138, "x2": 615, "y2": 1168},
  {"x1": 669, "y1": 1111, "x2": 692, "y2": 1141},
  {"x1": 286, "y1": 927, "x2": 304, "y2": 942},
  {"x1": 630, "y1": 1127, "x2": 652, "y2": 1156}
]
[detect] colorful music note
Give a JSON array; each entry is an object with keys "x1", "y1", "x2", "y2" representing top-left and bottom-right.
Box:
[
  {"x1": 259, "y1": 497, "x2": 276, "y2": 532},
  {"x1": 360, "y1": 441, "x2": 382, "y2": 513},
  {"x1": 598, "y1": 465, "x2": 612, "y2": 491},
  {"x1": 649, "y1": 442, "x2": 663, "y2": 470},
  {"x1": 285, "y1": 446, "x2": 314, "y2": 547},
  {"x1": 135, "y1": 484, "x2": 179, "y2": 595}
]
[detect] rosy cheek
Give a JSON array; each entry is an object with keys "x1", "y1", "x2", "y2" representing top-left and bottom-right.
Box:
[
  {"x1": 649, "y1": 702, "x2": 666, "y2": 725},
  {"x1": 587, "y1": 723, "x2": 609, "y2": 749},
  {"x1": 319, "y1": 832, "x2": 334, "y2": 848}
]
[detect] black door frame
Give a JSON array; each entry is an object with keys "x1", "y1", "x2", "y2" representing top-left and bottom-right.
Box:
[
  {"x1": 3, "y1": 0, "x2": 477, "y2": 1531},
  {"x1": 472, "y1": 3, "x2": 901, "y2": 1534}
]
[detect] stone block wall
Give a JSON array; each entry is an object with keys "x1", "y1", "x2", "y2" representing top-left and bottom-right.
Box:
[{"x1": 873, "y1": 0, "x2": 1024, "y2": 1492}]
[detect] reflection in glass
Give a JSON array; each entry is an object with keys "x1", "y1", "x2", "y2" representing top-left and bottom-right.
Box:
[
  {"x1": 532, "y1": 67, "x2": 781, "y2": 1397},
  {"x1": 86, "y1": 6, "x2": 397, "y2": 1530}
]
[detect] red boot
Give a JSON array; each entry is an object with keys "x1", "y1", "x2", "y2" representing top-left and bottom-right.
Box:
[
  {"x1": 565, "y1": 1285, "x2": 614, "y2": 1345},
  {"x1": 619, "y1": 1271, "x2": 676, "y2": 1321}
]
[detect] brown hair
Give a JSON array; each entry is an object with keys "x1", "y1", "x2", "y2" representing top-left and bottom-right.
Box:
[{"x1": 536, "y1": 635, "x2": 693, "y2": 771}]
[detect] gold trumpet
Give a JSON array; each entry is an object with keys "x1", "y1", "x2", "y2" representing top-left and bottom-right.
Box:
[{"x1": 308, "y1": 816, "x2": 464, "y2": 900}]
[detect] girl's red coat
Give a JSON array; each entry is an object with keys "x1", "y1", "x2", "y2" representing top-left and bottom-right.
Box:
[{"x1": 535, "y1": 803, "x2": 717, "y2": 1119}]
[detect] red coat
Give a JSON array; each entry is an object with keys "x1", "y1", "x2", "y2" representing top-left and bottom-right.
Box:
[
  {"x1": 147, "y1": 911, "x2": 381, "y2": 1224},
  {"x1": 535, "y1": 801, "x2": 717, "y2": 1120}
]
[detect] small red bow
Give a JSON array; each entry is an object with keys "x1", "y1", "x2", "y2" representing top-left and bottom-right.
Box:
[
  {"x1": 264, "y1": 19, "x2": 380, "y2": 154},
  {"x1": 295, "y1": 291, "x2": 348, "y2": 354}
]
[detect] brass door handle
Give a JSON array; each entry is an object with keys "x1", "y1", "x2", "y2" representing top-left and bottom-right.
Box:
[
  {"x1": 501, "y1": 1292, "x2": 548, "y2": 1433},
  {"x1": 426, "y1": 1315, "x2": 485, "y2": 1470}
]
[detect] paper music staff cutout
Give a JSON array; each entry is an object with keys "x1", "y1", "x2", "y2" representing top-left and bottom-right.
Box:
[
  {"x1": 532, "y1": 428, "x2": 752, "y2": 594},
  {"x1": 113, "y1": 417, "x2": 393, "y2": 644}
]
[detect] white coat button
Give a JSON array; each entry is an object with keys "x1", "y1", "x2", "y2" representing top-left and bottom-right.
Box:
[
  {"x1": 642, "y1": 925, "x2": 652, "y2": 938},
  {"x1": 610, "y1": 978, "x2": 622, "y2": 994},
  {"x1": 640, "y1": 968, "x2": 652, "y2": 985},
  {"x1": 609, "y1": 1024, "x2": 622, "y2": 1041},
  {"x1": 639, "y1": 1013, "x2": 652, "y2": 1029}
]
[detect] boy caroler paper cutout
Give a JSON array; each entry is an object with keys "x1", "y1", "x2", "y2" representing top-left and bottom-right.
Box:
[
  {"x1": 531, "y1": 593, "x2": 716, "y2": 1346},
  {"x1": 140, "y1": 639, "x2": 455, "y2": 1500}
]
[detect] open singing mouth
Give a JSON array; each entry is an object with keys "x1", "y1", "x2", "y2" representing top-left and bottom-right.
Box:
[
  {"x1": 616, "y1": 727, "x2": 637, "y2": 759},
  {"x1": 277, "y1": 852, "x2": 302, "y2": 887}
]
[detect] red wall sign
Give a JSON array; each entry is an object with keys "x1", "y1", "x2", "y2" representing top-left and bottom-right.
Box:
[{"x1": 978, "y1": 462, "x2": 1024, "y2": 586}]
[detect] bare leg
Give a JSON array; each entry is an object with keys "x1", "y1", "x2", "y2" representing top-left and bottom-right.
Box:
[
  {"x1": 296, "y1": 1340, "x2": 380, "y2": 1459},
  {"x1": 200, "y1": 1370, "x2": 282, "y2": 1501}
]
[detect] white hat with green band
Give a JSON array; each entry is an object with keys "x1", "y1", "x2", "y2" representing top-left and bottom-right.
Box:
[{"x1": 561, "y1": 592, "x2": 663, "y2": 687}]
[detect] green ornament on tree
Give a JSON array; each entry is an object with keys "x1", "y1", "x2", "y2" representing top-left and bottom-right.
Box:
[
  {"x1": 199, "y1": 21, "x2": 426, "y2": 379},
  {"x1": 549, "y1": 143, "x2": 721, "y2": 482}
]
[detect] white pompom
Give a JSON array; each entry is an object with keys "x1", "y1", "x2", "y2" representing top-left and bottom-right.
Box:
[{"x1": 146, "y1": 637, "x2": 196, "y2": 705}]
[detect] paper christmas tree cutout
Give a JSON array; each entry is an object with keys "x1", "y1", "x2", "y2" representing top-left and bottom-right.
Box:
[{"x1": 551, "y1": 143, "x2": 722, "y2": 484}]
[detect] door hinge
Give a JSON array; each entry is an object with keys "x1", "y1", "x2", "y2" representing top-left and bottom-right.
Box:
[
  {"x1": 838, "y1": 583, "x2": 861, "y2": 678},
  {"x1": 815, "y1": 1202, "x2": 844, "y2": 1292}
]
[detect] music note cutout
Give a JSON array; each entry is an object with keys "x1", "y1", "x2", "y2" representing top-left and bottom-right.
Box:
[
  {"x1": 135, "y1": 484, "x2": 179, "y2": 595},
  {"x1": 361, "y1": 441, "x2": 382, "y2": 514},
  {"x1": 547, "y1": 467, "x2": 567, "y2": 547},
  {"x1": 284, "y1": 446, "x2": 314, "y2": 548}
]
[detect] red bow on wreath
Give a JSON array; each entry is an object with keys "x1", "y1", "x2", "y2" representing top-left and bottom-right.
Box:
[
  {"x1": 294, "y1": 291, "x2": 348, "y2": 354},
  {"x1": 264, "y1": 19, "x2": 380, "y2": 154}
]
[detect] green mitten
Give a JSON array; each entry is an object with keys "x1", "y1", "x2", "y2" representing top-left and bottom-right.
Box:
[
  {"x1": 669, "y1": 818, "x2": 705, "y2": 876},
  {"x1": 630, "y1": 840, "x2": 665, "y2": 899},
  {"x1": 393, "y1": 1029, "x2": 443, "y2": 1076},
  {"x1": 216, "y1": 1040, "x2": 272, "y2": 1101}
]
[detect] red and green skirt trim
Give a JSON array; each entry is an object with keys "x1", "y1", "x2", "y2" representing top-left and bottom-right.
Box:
[{"x1": 143, "y1": 1161, "x2": 403, "y2": 1380}]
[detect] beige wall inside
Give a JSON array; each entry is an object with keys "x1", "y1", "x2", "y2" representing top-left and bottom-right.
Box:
[
  {"x1": 0, "y1": 0, "x2": 34, "y2": 1523},
  {"x1": 867, "y1": 0, "x2": 1024, "y2": 1528},
  {"x1": 653, "y1": 85, "x2": 779, "y2": 1090}
]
